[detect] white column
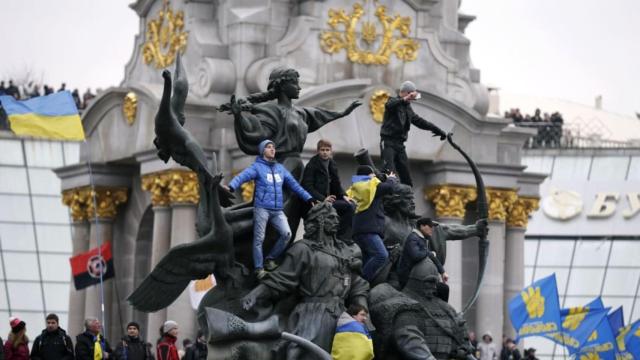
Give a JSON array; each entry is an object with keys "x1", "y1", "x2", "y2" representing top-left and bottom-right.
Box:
[
  {"x1": 84, "y1": 219, "x2": 115, "y2": 335},
  {"x1": 503, "y1": 226, "x2": 525, "y2": 340},
  {"x1": 439, "y1": 218, "x2": 464, "y2": 310},
  {"x1": 166, "y1": 203, "x2": 198, "y2": 343},
  {"x1": 146, "y1": 205, "x2": 172, "y2": 344}
]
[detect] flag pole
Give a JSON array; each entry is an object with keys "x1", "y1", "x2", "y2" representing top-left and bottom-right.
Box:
[{"x1": 85, "y1": 140, "x2": 107, "y2": 338}]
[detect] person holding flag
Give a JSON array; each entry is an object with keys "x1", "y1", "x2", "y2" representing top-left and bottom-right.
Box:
[{"x1": 75, "y1": 318, "x2": 112, "y2": 360}]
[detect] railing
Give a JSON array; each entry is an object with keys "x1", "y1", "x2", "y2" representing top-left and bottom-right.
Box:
[{"x1": 514, "y1": 121, "x2": 638, "y2": 149}]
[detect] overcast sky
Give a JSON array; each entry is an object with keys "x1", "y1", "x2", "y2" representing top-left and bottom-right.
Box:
[{"x1": 1, "y1": 0, "x2": 637, "y2": 116}]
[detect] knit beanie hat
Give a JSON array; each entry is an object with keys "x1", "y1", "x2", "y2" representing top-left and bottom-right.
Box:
[
  {"x1": 127, "y1": 321, "x2": 140, "y2": 330},
  {"x1": 258, "y1": 139, "x2": 275, "y2": 156},
  {"x1": 356, "y1": 165, "x2": 374, "y2": 176},
  {"x1": 163, "y1": 320, "x2": 178, "y2": 334},
  {"x1": 10, "y1": 317, "x2": 25, "y2": 333},
  {"x1": 400, "y1": 81, "x2": 416, "y2": 93}
]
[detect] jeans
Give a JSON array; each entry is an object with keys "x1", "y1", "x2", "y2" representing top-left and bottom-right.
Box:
[
  {"x1": 353, "y1": 233, "x2": 388, "y2": 282},
  {"x1": 253, "y1": 207, "x2": 291, "y2": 270}
]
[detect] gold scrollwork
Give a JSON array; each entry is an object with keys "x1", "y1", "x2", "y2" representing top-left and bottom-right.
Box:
[
  {"x1": 123, "y1": 92, "x2": 138, "y2": 125},
  {"x1": 141, "y1": 172, "x2": 173, "y2": 207},
  {"x1": 487, "y1": 188, "x2": 518, "y2": 222},
  {"x1": 507, "y1": 196, "x2": 540, "y2": 228},
  {"x1": 320, "y1": 2, "x2": 420, "y2": 65},
  {"x1": 167, "y1": 170, "x2": 199, "y2": 205},
  {"x1": 142, "y1": 0, "x2": 189, "y2": 69},
  {"x1": 369, "y1": 89, "x2": 390, "y2": 123},
  {"x1": 425, "y1": 184, "x2": 477, "y2": 219},
  {"x1": 62, "y1": 186, "x2": 128, "y2": 221}
]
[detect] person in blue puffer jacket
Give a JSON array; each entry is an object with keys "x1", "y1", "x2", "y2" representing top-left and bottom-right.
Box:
[{"x1": 225, "y1": 139, "x2": 315, "y2": 279}]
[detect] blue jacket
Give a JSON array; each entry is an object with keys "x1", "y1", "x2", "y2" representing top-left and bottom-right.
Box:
[
  {"x1": 228, "y1": 157, "x2": 312, "y2": 210},
  {"x1": 397, "y1": 229, "x2": 445, "y2": 288}
]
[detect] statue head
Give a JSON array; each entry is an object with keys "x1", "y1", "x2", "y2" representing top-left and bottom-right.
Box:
[
  {"x1": 303, "y1": 202, "x2": 339, "y2": 242},
  {"x1": 383, "y1": 184, "x2": 416, "y2": 219},
  {"x1": 403, "y1": 258, "x2": 440, "y2": 300},
  {"x1": 267, "y1": 67, "x2": 300, "y2": 99}
]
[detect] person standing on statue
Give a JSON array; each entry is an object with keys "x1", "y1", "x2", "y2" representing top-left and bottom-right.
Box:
[
  {"x1": 220, "y1": 67, "x2": 361, "y2": 180},
  {"x1": 347, "y1": 165, "x2": 398, "y2": 283},
  {"x1": 300, "y1": 139, "x2": 354, "y2": 238},
  {"x1": 225, "y1": 139, "x2": 315, "y2": 279},
  {"x1": 241, "y1": 203, "x2": 370, "y2": 359},
  {"x1": 380, "y1": 80, "x2": 448, "y2": 186},
  {"x1": 397, "y1": 217, "x2": 448, "y2": 290}
]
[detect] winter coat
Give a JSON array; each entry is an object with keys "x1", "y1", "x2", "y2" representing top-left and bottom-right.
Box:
[
  {"x1": 478, "y1": 341, "x2": 498, "y2": 360},
  {"x1": 381, "y1": 96, "x2": 446, "y2": 143},
  {"x1": 75, "y1": 332, "x2": 112, "y2": 360},
  {"x1": 347, "y1": 176, "x2": 397, "y2": 236},
  {"x1": 156, "y1": 335, "x2": 179, "y2": 360},
  {"x1": 301, "y1": 155, "x2": 345, "y2": 201},
  {"x1": 3, "y1": 339, "x2": 29, "y2": 360},
  {"x1": 228, "y1": 156, "x2": 312, "y2": 210},
  {"x1": 331, "y1": 312, "x2": 373, "y2": 360},
  {"x1": 183, "y1": 340, "x2": 207, "y2": 360},
  {"x1": 30, "y1": 328, "x2": 74, "y2": 360},
  {"x1": 115, "y1": 335, "x2": 152, "y2": 360},
  {"x1": 397, "y1": 229, "x2": 445, "y2": 288}
]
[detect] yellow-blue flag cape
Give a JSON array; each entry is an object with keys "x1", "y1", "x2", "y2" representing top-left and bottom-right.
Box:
[
  {"x1": 0, "y1": 91, "x2": 85, "y2": 141},
  {"x1": 346, "y1": 175, "x2": 381, "y2": 213}
]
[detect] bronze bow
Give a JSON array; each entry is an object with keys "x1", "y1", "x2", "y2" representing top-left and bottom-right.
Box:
[{"x1": 446, "y1": 135, "x2": 489, "y2": 315}]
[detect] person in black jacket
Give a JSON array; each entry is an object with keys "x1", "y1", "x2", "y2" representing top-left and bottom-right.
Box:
[
  {"x1": 380, "y1": 80, "x2": 448, "y2": 186},
  {"x1": 183, "y1": 330, "x2": 207, "y2": 360},
  {"x1": 30, "y1": 313, "x2": 74, "y2": 360},
  {"x1": 346, "y1": 165, "x2": 398, "y2": 282},
  {"x1": 75, "y1": 317, "x2": 113, "y2": 360},
  {"x1": 115, "y1": 321, "x2": 153, "y2": 360},
  {"x1": 300, "y1": 139, "x2": 355, "y2": 238},
  {"x1": 396, "y1": 217, "x2": 448, "y2": 289}
]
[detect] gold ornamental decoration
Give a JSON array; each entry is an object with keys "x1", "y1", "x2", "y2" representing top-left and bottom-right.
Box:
[
  {"x1": 487, "y1": 188, "x2": 518, "y2": 222},
  {"x1": 369, "y1": 89, "x2": 390, "y2": 123},
  {"x1": 62, "y1": 186, "x2": 128, "y2": 221},
  {"x1": 123, "y1": 92, "x2": 138, "y2": 125},
  {"x1": 141, "y1": 172, "x2": 173, "y2": 207},
  {"x1": 320, "y1": 2, "x2": 420, "y2": 65},
  {"x1": 425, "y1": 184, "x2": 477, "y2": 219},
  {"x1": 507, "y1": 196, "x2": 540, "y2": 228},
  {"x1": 167, "y1": 170, "x2": 199, "y2": 205},
  {"x1": 142, "y1": 0, "x2": 189, "y2": 69}
]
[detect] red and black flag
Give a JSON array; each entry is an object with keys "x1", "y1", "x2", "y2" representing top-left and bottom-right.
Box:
[{"x1": 69, "y1": 242, "x2": 115, "y2": 290}]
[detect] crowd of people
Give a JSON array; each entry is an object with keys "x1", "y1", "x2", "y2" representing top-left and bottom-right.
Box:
[
  {"x1": 0, "y1": 314, "x2": 205, "y2": 360},
  {"x1": 505, "y1": 108, "x2": 565, "y2": 148},
  {"x1": 0, "y1": 79, "x2": 96, "y2": 111},
  {"x1": 471, "y1": 331, "x2": 539, "y2": 360}
]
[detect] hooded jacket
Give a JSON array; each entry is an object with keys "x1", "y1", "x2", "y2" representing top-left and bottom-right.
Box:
[
  {"x1": 228, "y1": 156, "x2": 312, "y2": 210},
  {"x1": 381, "y1": 96, "x2": 446, "y2": 143},
  {"x1": 347, "y1": 175, "x2": 397, "y2": 236}
]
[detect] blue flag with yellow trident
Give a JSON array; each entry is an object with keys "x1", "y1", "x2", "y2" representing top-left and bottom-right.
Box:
[
  {"x1": 577, "y1": 305, "x2": 620, "y2": 360},
  {"x1": 508, "y1": 273, "x2": 562, "y2": 341},
  {"x1": 615, "y1": 319, "x2": 640, "y2": 360},
  {"x1": 0, "y1": 92, "x2": 85, "y2": 140},
  {"x1": 543, "y1": 297, "x2": 610, "y2": 355}
]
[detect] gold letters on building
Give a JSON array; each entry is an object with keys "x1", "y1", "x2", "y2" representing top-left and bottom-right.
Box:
[
  {"x1": 141, "y1": 170, "x2": 200, "y2": 206},
  {"x1": 123, "y1": 92, "x2": 138, "y2": 125},
  {"x1": 320, "y1": 2, "x2": 419, "y2": 65},
  {"x1": 62, "y1": 187, "x2": 128, "y2": 222},
  {"x1": 369, "y1": 89, "x2": 391, "y2": 123},
  {"x1": 142, "y1": 0, "x2": 188, "y2": 69}
]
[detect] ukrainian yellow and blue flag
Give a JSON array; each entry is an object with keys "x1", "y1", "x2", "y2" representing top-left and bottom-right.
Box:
[
  {"x1": 346, "y1": 175, "x2": 381, "y2": 213},
  {"x1": 0, "y1": 91, "x2": 85, "y2": 140},
  {"x1": 508, "y1": 273, "x2": 562, "y2": 341},
  {"x1": 331, "y1": 312, "x2": 374, "y2": 360}
]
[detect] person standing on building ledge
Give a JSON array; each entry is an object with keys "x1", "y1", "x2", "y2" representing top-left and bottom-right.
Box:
[
  {"x1": 224, "y1": 139, "x2": 315, "y2": 279},
  {"x1": 381, "y1": 80, "x2": 449, "y2": 186},
  {"x1": 30, "y1": 313, "x2": 74, "y2": 360}
]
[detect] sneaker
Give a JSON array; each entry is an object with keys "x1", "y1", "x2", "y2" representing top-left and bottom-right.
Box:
[
  {"x1": 255, "y1": 269, "x2": 267, "y2": 280},
  {"x1": 264, "y1": 259, "x2": 278, "y2": 271}
]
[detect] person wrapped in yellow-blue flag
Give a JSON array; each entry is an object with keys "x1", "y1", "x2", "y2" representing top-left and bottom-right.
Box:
[
  {"x1": 346, "y1": 165, "x2": 398, "y2": 283},
  {"x1": 0, "y1": 91, "x2": 85, "y2": 140},
  {"x1": 331, "y1": 304, "x2": 374, "y2": 360}
]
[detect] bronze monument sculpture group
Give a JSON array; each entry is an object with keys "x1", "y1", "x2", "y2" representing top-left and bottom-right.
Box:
[{"x1": 128, "y1": 55, "x2": 489, "y2": 360}]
